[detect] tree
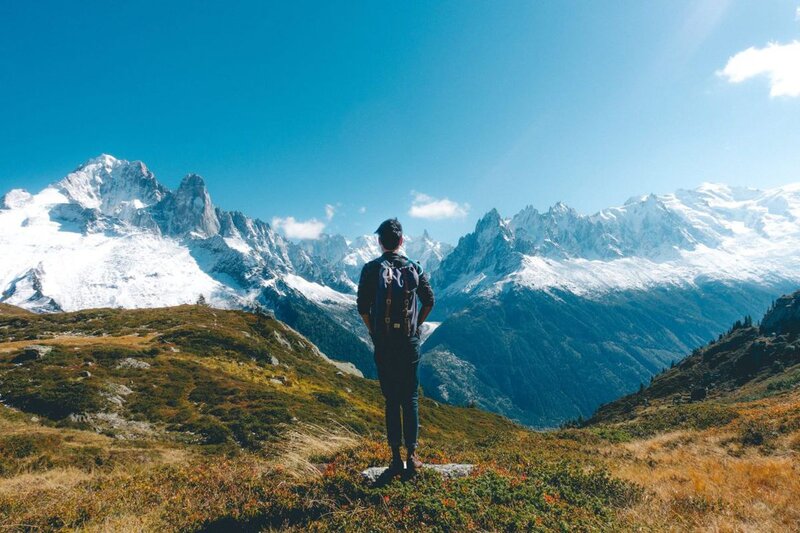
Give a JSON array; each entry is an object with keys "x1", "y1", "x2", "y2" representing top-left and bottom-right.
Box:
[{"x1": 196, "y1": 294, "x2": 208, "y2": 306}]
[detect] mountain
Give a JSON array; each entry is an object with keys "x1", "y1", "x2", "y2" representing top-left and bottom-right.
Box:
[
  {"x1": 591, "y1": 289, "x2": 800, "y2": 424},
  {"x1": 0, "y1": 155, "x2": 378, "y2": 374},
  {"x1": 299, "y1": 230, "x2": 453, "y2": 283},
  {"x1": 422, "y1": 183, "x2": 800, "y2": 427},
  {"x1": 4, "y1": 155, "x2": 800, "y2": 428}
]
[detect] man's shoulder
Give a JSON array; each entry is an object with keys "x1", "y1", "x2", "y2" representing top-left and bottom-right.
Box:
[{"x1": 360, "y1": 257, "x2": 383, "y2": 276}]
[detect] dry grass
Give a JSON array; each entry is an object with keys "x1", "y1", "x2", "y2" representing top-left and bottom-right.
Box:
[
  {"x1": 0, "y1": 333, "x2": 156, "y2": 353},
  {"x1": 275, "y1": 422, "x2": 360, "y2": 479},
  {"x1": 0, "y1": 413, "x2": 360, "y2": 531},
  {"x1": 608, "y1": 421, "x2": 800, "y2": 531}
]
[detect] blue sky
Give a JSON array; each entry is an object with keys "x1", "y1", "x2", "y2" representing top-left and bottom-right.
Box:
[{"x1": 1, "y1": 1, "x2": 799, "y2": 243}]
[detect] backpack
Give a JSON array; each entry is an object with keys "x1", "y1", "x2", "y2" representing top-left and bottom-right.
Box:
[{"x1": 373, "y1": 257, "x2": 420, "y2": 338}]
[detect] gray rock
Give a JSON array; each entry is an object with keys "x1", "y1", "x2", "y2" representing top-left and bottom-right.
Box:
[
  {"x1": 12, "y1": 344, "x2": 52, "y2": 363},
  {"x1": 361, "y1": 463, "x2": 474, "y2": 483},
  {"x1": 270, "y1": 355, "x2": 280, "y2": 366},
  {"x1": 116, "y1": 357, "x2": 151, "y2": 370},
  {"x1": 79, "y1": 370, "x2": 92, "y2": 378}
]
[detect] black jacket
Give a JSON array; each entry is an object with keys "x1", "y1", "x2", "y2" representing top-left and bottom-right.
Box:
[{"x1": 356, "y1": 252, "x2": 435, "y2": 317}]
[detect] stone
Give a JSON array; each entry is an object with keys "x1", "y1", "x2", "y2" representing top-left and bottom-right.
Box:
[
  {"x1": 361, "y1": 463, "x2": 475, "y2": 483},
  {"x1": 12, "y1": 344, "x2": 52, "y2": 363},
  {"x1": 270, "y1": 355, "x2": 280, "y2": 366},
  {"x1": 79, "y1": 370, "x2": 92, "y2": 378},
  {"x1": 690, "y1": 387, "x2": 707, "y2": 402},
  {"x1": 116, "y1": 358, "x2": 151, "y2": 370}
]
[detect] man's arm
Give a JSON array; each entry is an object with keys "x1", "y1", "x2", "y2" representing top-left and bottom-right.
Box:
[
  {"x1": 360, "y1": 313, "x2": 373, "y2": 336},
  {"x1": 356, "y1": 263, "x2": 375, "y2": 336},
  {"x1": 418, "y1": 305, "x2": 432, "y2": 326},
  {"x1": 416, "y1": 265, "x2": 435, "y2": 326}
]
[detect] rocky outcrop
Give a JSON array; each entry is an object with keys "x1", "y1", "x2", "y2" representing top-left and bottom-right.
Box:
[
  {"x1": 12, "y1": 344, "x2": 53, "y2": 364},
  {"x1": 361, "y1": 463, "x2": 474, "y2": 483},
  {"x1": 761, "y1": 290, "x2": 800, "y2": 336}
]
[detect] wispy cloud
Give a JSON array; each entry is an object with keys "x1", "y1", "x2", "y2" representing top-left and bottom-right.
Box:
[
  {"x1": 718, "y1": 40, "x2": 800, "y2": 97},
  {"x1": 358, "y1": 206, "x2": 367, "y2": 214},
  {"x1": 271, "y1": 216, "x2": 326, "y2": 239},
  {"x1": 408, "y1": 191, "x2": 469, "y2": 220},
  {"x1": 325, "y1": 204, "x2": 336, "y2": 221}
]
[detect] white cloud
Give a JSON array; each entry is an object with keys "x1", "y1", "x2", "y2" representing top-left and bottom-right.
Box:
[
  {"x1": 271, "y1": 216, "x2": 325, "y2": 240},
  {"x1": 718, "y1": 40, "x2": 800, "y2": 97},
  {"x1": 358, "y1": 206, "x2": 367, "y2": 214},
  {"x1": 408, "y1": 191, "x2": 469, "y2": 220},
  {"x1": 325, "y1": 204, "x2": 336, "y2": 221}
]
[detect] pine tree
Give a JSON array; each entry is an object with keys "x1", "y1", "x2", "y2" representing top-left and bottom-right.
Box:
[{"x1": 196, "y1": 294, "x2": 208, "y2": 306}]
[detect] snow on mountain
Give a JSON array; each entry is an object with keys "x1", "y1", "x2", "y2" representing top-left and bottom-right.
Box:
[
  {"x1": 0, "y1": 155, "x2": 341, "y2": 313},
  {"x1": 0, "y1": 154, "x2": 380, "y2": 375},
  {"x1": 436, "y1": 183, "x2": 800, "y2": 298},
  {"x1": 300, "y1": 230, "x2": 453, "y2": 283},
  {"x1": 403, "y1": 231, "x2": 454, "y2": 273}
]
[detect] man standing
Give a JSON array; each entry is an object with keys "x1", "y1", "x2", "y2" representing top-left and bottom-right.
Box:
[{"x1": 357, "y1": 218, "x2": 434, "y2": 476}]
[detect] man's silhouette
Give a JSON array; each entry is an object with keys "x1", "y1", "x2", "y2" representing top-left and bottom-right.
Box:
[{"x1": 357, "y1": 218, "x2": 434, "y2": 476}]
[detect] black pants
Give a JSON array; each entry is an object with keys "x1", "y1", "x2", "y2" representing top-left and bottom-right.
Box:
[{"x1": 374, "y1": 333, "x2": 420, "y2": 449}]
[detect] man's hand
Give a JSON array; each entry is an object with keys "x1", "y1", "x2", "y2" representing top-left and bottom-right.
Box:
[{"x1": 418, "y1": 305, "x2": 433, "y2": 327}]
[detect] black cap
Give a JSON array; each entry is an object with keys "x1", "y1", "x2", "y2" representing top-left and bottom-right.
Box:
[{"x1": 375, "y1": 218, "x2": 403, "y2": 250}]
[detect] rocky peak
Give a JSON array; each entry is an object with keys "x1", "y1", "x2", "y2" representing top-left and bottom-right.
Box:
[
  {"x1": 57, "y1": 154, "x2": 166, "y2": 219},
  {"x1": 152, "y1": 173, "x2": 220, "y2": 238}
]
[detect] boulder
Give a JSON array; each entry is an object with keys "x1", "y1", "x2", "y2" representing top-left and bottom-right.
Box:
[
  {"x1": 12, "y1": 345, "x2": 52, "y2": 363},
  {"x1": 116, "y1": 357, "x2": 151, "y2": 370},
  {"x1": 361, "y1": 463, "x2": 474, "y2": 483}
]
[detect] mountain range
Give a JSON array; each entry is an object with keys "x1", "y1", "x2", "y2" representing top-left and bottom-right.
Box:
[
  {"x1": 422, "y1": 181, "x2": 800, "y2": 425},
  {"x1": 3, "y1": 154, "x2": 800, "y2": 425},
  {"x1": 0, "y1": 155, "x2": 449, "y2": 378}
]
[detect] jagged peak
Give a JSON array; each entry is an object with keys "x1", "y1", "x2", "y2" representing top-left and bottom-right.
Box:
[
  {"x1": 547, "y1": 201, "x2": 576, "y2": 217},
  {"x1": 477, "y1": 208, "x2": 502, "y2": 226},
  {"x1": 178, "y1": 173, "x2": 208, "y2": 190}
]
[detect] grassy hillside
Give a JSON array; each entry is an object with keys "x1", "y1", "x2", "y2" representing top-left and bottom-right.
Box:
[
  {"x1": 584, "y1": 291, "x2": 800, "y2": 530},
  {"x1": 0, "y1": 304, "x2": 640, "y2": 531},
  {"x1": 0, "y1": 302, "x2": 798, "y2": 531}
]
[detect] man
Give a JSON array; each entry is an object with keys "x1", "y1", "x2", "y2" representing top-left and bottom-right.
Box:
[{"x1": 357, "y1": 218, "x2": 434, "y2": 476}]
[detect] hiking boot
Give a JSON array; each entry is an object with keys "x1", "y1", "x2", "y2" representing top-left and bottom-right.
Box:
[
  {"x1": 386, "y1": 456, "x2": 405, "y2": 475},
  {"x1": 405, "y1": 452, "x2": 423, "y2": 477},
  {"x1": 386, "y1": 446, "x2": 404, "y2": 475}
]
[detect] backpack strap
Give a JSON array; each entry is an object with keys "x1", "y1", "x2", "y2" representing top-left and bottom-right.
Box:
[{"x1": 382, "y1": 261, "x2": 393, "y2": 335}]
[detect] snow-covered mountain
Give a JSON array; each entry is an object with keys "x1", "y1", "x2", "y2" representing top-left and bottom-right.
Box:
[
  {"x1": 435, "y1": 183, "x2": 800, "y2": 298},
  {"x1": 0, "y1": 155, "x2": 378, "y2": 373},
  {"x1": 423, "y1": 183, "x2": 800, "y2": 426},
  {"x1": 0, "y1": 155, "x2": 454, "y2": 377},
  {"x1": 299, "y1": 230, "x2": 453, "y2": 283},
  {"x1": 4, "y1": 155, "x2": 800, "y2": 426}
]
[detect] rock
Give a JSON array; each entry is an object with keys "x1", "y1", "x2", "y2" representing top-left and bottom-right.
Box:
[
  {"x1": 270, "y1": 355, "x2": 280, "y2": 366},
  {"x1": 361, "y1": 463, "x2": 474, "y2": 483},
  {"x1": 690, "y1": 387, "x2": 707, "y2": 402},
  {"x1": 79, "y1": 370, "x2": 92, "y2": 378},
  {"x1": 12, "y1": 344, "x2": 52, "y2": 363},
  {"x1": 116, "y1": 357, "x2": 151, "y2": 370}
]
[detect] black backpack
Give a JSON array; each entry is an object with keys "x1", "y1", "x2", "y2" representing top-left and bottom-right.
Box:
[{"x1": 373, "y1": 257, "x2": 420, "y2": 338}]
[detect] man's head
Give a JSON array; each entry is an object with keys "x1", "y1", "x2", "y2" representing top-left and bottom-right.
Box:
[{"x1": 375, "y1": 218, "x2": 403, "y2": 251}]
